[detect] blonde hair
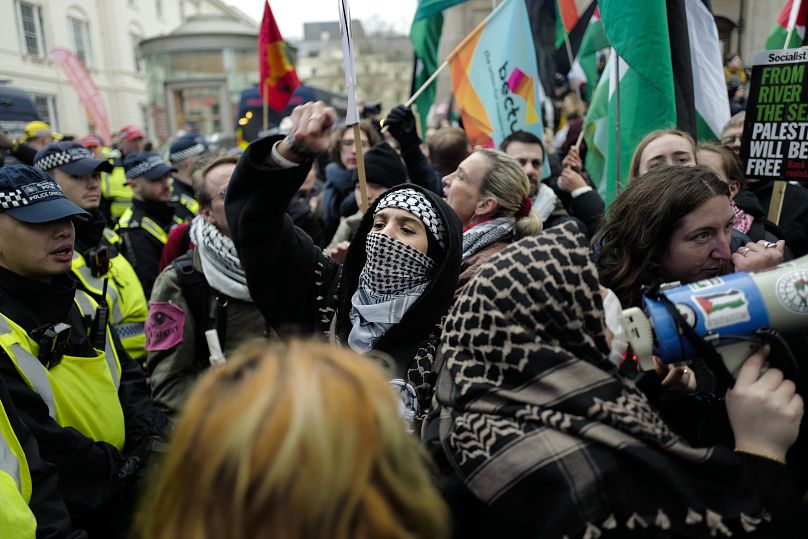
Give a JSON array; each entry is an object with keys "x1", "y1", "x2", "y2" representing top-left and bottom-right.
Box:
[
  {"x1": 476, "y1": 148, "x2": 543, "y2": 238},
  {"x1": 137, "y1": 340, "x2": 450, "y2": 539}
]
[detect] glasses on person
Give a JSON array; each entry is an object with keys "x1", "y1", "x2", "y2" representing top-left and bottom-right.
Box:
[
  {"x1": 341, "y1": 138, "x2": 370, "y2": 149},
  {"x1": 217, "y1": 187, "x2": 227, "y2": 200},
  {"x1": 720, "y1": 135, "x2": 742, "y2": 145},
  {"x1": 517, "y1": 158, "x2": 544, "y2": 169}
]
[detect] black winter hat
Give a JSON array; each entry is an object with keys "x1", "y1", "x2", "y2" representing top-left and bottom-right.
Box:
[{"x1": 352, "y1": 141, "x2": 407, "y2": 188}]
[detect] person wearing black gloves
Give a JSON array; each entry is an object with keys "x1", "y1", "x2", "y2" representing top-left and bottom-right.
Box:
[
  {"x1": 0, "y1": 165, "x2": 169, "y2": 537},
  {"x1": 226, "y1": 101, "x2": 463, "y2": 429},
  {"x1": 383, "y1": 105, "x2": 443, "y2": 195}
]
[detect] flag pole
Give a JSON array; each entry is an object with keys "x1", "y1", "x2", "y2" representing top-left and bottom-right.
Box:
[
  {"x1": 784, "y1": 0, "x2": 804, "y2": 47},
  {"x1": 613, "y1": 51, "x2": 622, "y2": 194},
  {"x1": 564, "y1": 32, "x2": 582, "y2": 100},
  {"x1": 262, "y1": 79, "x2": 269, "y2": 134}
]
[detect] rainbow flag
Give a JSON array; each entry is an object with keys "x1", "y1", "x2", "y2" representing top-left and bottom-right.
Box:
[
  {"x1": 258, "y1": 1, "x2": 300, "y2": 112},
  {"x1": 447, "y1": 0, "x2": 546, "y2": 148}
]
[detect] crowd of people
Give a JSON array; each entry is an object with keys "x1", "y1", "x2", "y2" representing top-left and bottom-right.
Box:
[{"x1": 0, "y1": 47, "x2": 806, "y2": 537}]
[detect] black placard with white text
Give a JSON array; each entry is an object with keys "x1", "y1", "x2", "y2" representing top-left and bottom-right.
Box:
[{"x1": 741, "y1": 48, "x2": 808, "y2": 181}]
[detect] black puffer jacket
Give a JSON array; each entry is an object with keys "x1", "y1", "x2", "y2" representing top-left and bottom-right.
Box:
[
  {"x1": 749, "y1": 180, "x2": 808, "y2": 257},
  {"x1": 226, "y1": 136, "x2": 462, "y2": 412}
]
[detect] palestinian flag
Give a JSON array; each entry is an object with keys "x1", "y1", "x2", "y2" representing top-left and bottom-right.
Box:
[
  {"x1": 766, "y1": 0, "x2": 808, "y2": 49},
  {"x1": 410, "y1": 0, "x2": 468, "y2": 131},
  {"x1": 582, "y1": 0, "x2": 729, "y2": 205},
  {"x1": 554, "y1": 0, "x2": 579, "y2": 49},
  {"x1": 564, "y1": 4, "x2": 608, "y2": 101}
]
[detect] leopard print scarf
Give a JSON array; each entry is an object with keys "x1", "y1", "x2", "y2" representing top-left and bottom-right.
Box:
[{"x1": 432, "y1": 222, "x2": 773, "y2": 538}]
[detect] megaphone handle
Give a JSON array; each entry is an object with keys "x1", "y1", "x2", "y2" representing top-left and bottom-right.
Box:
[{"x1": 755, "y1": 328, "x2": 799, "y2": 381}]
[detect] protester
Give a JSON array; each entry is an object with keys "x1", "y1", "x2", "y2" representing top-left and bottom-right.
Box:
[
  {"x1": 138, "y1": 340, "x2": 449, "y2": 539},
  {"x1": 34, "y1": 141, "x2": 149, "y2": 366},
  {"x1": 167, "y1": 133, "x2": 208, "y2": 222},
  {"x1": 320, "y1": 120, "x2": 381, "y2": 237},
  {"x1": 426, "y1": 127, "x2": 472, "y2": 180},
  {"x1": 287, "y1": 161, "x2": 326, "y2": 248},
  {"x1": 0, "y1": 376, "x2": 83, "y2": 537},
  {"x1": 499, "y1": 130, "x2": 600, "y2": 235},
  {"x1": 720, "y1": 112, "x2": 745, "y2": 155},
  {"x1": 628, "y1": 129, "x2": 697, "y2": 180},
  {"x1": 383, "y1": 105, "x2": 445, "y2": 194},
  {"x1": 442, "y1": 148, "x2": 542, "y2": 289},
  {"x1": 0, "y1": 165, "x2": 168, "y2": 536},
  {"x1": 147, "y1": 155, "x2": 268, "y2": 417},
  {"x1": 595, "y1": 166, "x2": 783, "y2": 309},
  {"x1": 696, "y1": 142, "x2": 786, "y2": 247},
  {"x1": 325, "y1": 141, "x2": 409, "y2": 262},
  {"x1": 425, "y1": 223, "x2": 805, "y2": 538},
  {"x1": 116, "y1": 152, "x2": 182, "y2": 297},
  {"x1": 19, "y1": 121, "x2": 61, "y2": 152},
  {"x1": 101, "y1": 125, "x2": 145, "y2": 224},
  {"x1": 225, "y1": 101, "x2": 462, "y2": 423}
]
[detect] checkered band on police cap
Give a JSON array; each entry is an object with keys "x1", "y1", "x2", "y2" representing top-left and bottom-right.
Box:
[
  {"x1": 375, "y1": 188, "x2": 445, "y2": 249},
  {"x1": 34, "y1": 147, "x2": 95, "y2": 171},
  {"x1": 126, "y1": 155, "x2": 168, "y2": 179},
  {"x1": 0, "y1": 188, "x2": 28, "y2": 210},
  {"x1": 168, "y1": 142, "x2": 206, "y2": 163}
]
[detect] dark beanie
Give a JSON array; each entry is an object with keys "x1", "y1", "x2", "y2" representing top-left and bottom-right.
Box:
[{"x1": 352, "y1": 141, "x2": 407, "y2": 188}]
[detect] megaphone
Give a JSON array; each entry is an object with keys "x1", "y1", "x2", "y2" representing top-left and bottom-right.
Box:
[{"x1": 623, "y1": 255, "x2": 808, "y2": 378}]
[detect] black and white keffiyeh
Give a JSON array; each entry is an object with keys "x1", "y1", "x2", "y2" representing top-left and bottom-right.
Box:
[
  {"x1": 375, "y1": 188, "x2": 446, "y2": 249},
  {"x1": 348, "y1": 232, "x2": 435, "y2": 354},
  {"x1": 461, "y1": 217, "x2": 514, "y2": 261},
  {"x1": 189, "y1": 216, "x2": 251, "y2": 301}
]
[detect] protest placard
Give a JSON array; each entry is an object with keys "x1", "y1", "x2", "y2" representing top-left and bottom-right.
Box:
[{"x1": 741, "y1": 48, "x2": 808, "y2": 182}]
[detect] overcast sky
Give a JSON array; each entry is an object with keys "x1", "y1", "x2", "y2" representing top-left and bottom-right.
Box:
[{"x1": 225, "y1": 0, "x2": 418, "y2": 39}]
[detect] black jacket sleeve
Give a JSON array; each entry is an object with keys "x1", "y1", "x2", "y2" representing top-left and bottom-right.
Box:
[
  {"x1": 226, "y1": 136, "x2": 338, "y2": 334},
  {"x1": 568, "y1": 189, "x2": 605, "y2": 237},
  {"x1": 400, "y1": 146, "x2": 443, "y2": 195},
  {"x1": 0, "y1": 378, "x2": 85, "y2": 538},
  {"x1": 121, "y1": 228, "x2": 162, "y2": 298},
  {"x1": 12, "y1": 143, "x2": 38, "y2": 166}
]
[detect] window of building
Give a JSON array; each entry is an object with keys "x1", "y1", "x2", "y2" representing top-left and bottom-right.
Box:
[
  {"x1": 32, "y1": 94, "x2": 58, "y2": 129},
  {"x1": 69, "y1": 17, "x2": 93, "y2": 67},
  {"x1": 156, "y1": 0, "x2": 163, "y2": 17},
  {"x1": 130, "y1": 32, "x2": 143, "y2": 71},
  {"x1": 17, "y1": 1, "x2": 46, "y2": 57}
]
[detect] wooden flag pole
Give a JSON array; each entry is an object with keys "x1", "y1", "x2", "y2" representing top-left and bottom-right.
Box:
[
  {"x1": 354, "y1": 123, "x2": 369, "y2": 212},
  {"x1": 564, "y1": 32, "x2": 582, "y2": 100},
  {"x1": 574, "y1": 126, "x2": 585, "y2": 150},
  {"x1": 767, "y1": 181, "x2": 788, "y2": 224}
]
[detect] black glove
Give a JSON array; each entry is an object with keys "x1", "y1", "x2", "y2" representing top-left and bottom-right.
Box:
[{"x1": 384, "y1": 105, "x2": 421, "y2": 151}]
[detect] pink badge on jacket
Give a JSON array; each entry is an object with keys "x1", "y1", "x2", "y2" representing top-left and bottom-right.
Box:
[{"x1": 145, "y1": 302, "x2": 186, "y2": 351}]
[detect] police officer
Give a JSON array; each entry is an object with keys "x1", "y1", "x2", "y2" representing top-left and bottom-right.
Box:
[
  {"x1": 0, "y1": 375, "x2": 83, "y2": 537},
  {"x1": 167, "y1": 133, "x2": 207, "y2": 222},
  {"x1": 34, "y1": 141, "x2": 149, "y2": 366},
  {"x1": 0, "y1": 164, "x2": 169, "y2": 536},
  {"x1": 101, "y1": 125, "x2": 145, "y2": 224},
  {"x1": 116, "y1": 152, "x2": 181, "y2": 297}
]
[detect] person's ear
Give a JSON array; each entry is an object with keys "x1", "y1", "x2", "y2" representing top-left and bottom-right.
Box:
[
  {"x1": 729, "y1": 180, "x2": 741, "y2": 199},
  {"x1": 200, "y1": 206, "x2": 216, "y2": 225},
  {"x1": 475, "y1": 196, "x2": 497, "y2": 217}
]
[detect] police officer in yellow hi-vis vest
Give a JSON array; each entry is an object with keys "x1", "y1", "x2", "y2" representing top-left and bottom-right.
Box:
[
  {"x1": 0, "y1": 376, "x2": 84, "y2": 538},
  {"x1": 99, "y1": 125, "x2": 144, "y2": 225},
  {"x1": 0, "y1": 165, "x2": 169, "y2": 537},
  {"x1": 116, "y1": 152, "x2": 182, "y2": 298},
  {"x1": 167, "y1": 133, "x2": 207, "y2": 223},
  {"x1": 34, "y1": 141, "x2": 149, "y2": 366}
]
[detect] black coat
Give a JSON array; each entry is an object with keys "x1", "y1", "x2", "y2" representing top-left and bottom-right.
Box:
[
  {"x1": 119, "y1": 198, "x2": 176, "y2": 298},
  {"x1": 226, "y1": 136, "x2": 462, "y2": 410},
  {"x1": 749, "y1": 180, "x2": 808, "y2": 257},
  {"x1": 0, "y1": 268, "x2": 168, "y2": 537}
]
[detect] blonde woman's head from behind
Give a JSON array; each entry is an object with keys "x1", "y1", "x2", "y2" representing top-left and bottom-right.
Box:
[{"x1": 138, "y1": 340, "x2": 449, "y2": 539}]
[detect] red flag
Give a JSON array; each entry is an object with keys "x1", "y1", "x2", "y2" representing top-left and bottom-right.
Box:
[
  {"x1": 51, "y1": 48, "x2": 112, "y2": 145},
  {"x1": 557, "y1": 0, "x2": 579, "y2": 32},
  {"x1": 258, "y1": 1, "x2": 300, "y2": 112}
]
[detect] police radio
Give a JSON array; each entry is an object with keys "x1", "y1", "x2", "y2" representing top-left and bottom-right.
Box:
[{"x1": 622, "y1": 255, "x2": 808, "y2": 382}]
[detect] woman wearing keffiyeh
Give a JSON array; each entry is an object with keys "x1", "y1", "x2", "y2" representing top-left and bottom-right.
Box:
[
  {"x1": 225, "y1": 102, "x2": 462, "y2": 425},
  {"x1": 424, "y1": 223, "x2": 805, "y2": 538}
]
